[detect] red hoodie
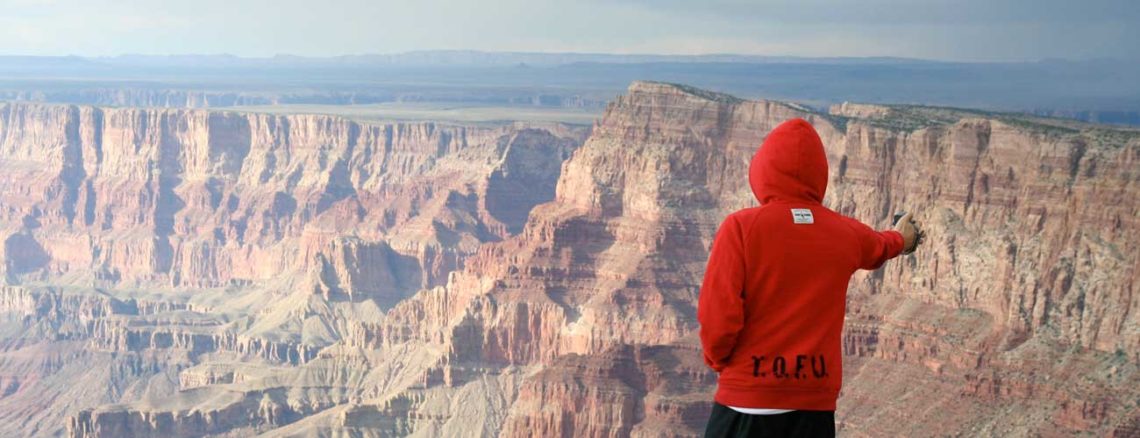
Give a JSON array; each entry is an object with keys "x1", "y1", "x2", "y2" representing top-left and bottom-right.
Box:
[{"x1": 697, "y1": 118, "x2": 904, "y2": 411}]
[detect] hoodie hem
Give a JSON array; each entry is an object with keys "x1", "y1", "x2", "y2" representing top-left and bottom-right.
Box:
[{"x1": 714, "y1": 385, "x2": 838, "y2": 411}]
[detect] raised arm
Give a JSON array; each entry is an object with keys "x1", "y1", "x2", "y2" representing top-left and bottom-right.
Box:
[
  {"x1": 697, "y1": 214, "x2": 747, "y2": 372},
  {"x1": 849, "y1": 212, "x2": 916, "y2": 270}
]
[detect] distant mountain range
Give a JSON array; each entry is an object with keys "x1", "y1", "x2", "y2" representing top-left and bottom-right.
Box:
[
  {"x1": 0, "y1": 51, "x2": 1138, "y2": 125},
  {"x1": 0, "y1": 51, "x2": 963, "y2": 69}
]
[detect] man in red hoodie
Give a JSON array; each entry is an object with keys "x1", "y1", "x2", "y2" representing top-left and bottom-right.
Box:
[{"x1": 698, "y1": 118, "x2": 923, "y2": 437}]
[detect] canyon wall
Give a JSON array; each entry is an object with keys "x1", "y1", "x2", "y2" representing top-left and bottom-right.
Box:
[
  {"x1": 0, "y1": 102, "x2": 583, "y2": 292},
  {"x1": 0, "y1": 101, "x2": 587, "y2": 436},
  {"x1": 0, "y1": 81, "x2": 1137, "y2": 437}
]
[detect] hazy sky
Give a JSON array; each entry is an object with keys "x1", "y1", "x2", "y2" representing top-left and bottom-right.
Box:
[{"x1": 1, "y1": 0, "x2": 1137, "y2": 61}]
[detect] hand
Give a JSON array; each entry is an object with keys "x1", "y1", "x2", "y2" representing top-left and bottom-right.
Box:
[{"x1": 893, "y1": 212, "x2": 924, "y2": 254}]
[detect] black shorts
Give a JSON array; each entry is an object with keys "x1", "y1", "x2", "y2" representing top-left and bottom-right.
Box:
[{"x1": 704, "y1": 402, "x2": 835, "y2": 438}]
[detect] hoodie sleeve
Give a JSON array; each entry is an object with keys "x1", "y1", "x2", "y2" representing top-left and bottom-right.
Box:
[
  {"x1": 849, "y1": 218, "x2": 906, "y2": 270},
  {"x1": 697, "y1": 214, "x2": 747, "y2": 372}
]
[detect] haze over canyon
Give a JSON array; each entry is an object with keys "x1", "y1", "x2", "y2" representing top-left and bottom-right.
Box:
[{"x1": 2, "y1": 53, "x2": 1140, "y2": 126}]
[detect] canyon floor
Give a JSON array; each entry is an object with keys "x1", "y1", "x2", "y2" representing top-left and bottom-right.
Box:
[{"x1": 0, "y1": 81, "x2": 1137, "y2": 437}]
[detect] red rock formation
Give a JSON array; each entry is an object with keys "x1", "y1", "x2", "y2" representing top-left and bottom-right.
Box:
[
  {"x1": 3, "y1": 81, "x2": 1139, "y2": 437},
  {"x1": 312, "y1": 82, "x2": 1137, "y2": 437},
  {"x1": 456, "y1": 82, "x2": 1137, "y2": 437},
  {"x1": 0, "y1": 102, "x2": 586, "y2": 436},
  {"x1": 0, "y1": 103, "x2": 583, "y2": 293}
]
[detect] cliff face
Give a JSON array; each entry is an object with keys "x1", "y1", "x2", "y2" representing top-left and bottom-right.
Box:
[
  {"x1": 0, "y1": 102, "x2": 587, "y2": 436},
  {"x1": 0, "y1": 102, "x2": 582, "y2": 293},
  {"x1": 418, "y1": 82, "x2": 1139, "y2": 437},
  {"x1": 821, "y1": 103, "x2": 1140, "y2": 436},
  {"x1": 1, "y1": 82, "x2": 1138, "y2": 437}
]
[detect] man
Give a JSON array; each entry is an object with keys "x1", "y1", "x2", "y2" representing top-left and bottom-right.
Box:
[{"x1": 698, "y1": 118, "x2": 923, "y2": 437}]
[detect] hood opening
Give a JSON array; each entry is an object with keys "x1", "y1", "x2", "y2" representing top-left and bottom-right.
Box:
[{"x1": 748, "y1": 118, "x2": 829, "y2": 204}]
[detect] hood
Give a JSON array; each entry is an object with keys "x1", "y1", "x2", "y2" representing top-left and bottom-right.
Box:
[{"x1": 749, "y1": 118, "x2": 829, "y2": 204}]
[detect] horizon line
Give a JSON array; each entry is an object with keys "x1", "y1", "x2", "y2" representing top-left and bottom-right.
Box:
[{"x1": 0, "y1": 49, "x2": 1128, "y2": 65}]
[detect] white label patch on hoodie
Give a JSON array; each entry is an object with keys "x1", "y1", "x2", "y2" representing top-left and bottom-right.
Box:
[{"x1": 791, "y1": 208, "x2": 814, "y2": 224}]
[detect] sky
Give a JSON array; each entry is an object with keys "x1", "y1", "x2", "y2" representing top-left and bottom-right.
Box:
[{"x1": 0, "y1": 0, "x2": 1137, "y2": 61}]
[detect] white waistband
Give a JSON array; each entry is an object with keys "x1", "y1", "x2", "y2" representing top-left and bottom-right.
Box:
[{"x1": 726, "y1": 406, "x2": 795, "y2": 415}]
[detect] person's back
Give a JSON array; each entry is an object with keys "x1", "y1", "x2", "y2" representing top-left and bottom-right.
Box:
[{"x1": 698, "y1": 118, "x2": 922, "y2": 437}]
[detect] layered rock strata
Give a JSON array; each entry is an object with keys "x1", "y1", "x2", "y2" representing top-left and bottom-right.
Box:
[
  {"x1": 1, "y1": 81, "x2": 1137, "y2": 437},
  {"x1": 0, "y1": 102, "x2": 586, "y2": 436}
]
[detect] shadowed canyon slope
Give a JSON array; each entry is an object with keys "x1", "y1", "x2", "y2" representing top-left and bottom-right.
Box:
[{"x1": 0, "y1": 82, "x2": 1137, "y2": 437}]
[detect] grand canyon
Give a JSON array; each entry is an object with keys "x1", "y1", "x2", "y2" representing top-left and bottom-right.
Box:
[{"x1": 0, "y1": 80, "x2": 1137, "y2": 437}]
